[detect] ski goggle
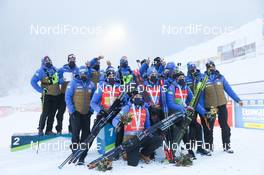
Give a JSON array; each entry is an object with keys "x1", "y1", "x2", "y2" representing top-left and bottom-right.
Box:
[
  {"x1": 154, "y1": 57, "x2": 161, "y2": 64},
  {"x1": 79, "y1": 68, "x2": 87, "y2": 76},
  {"x1": 206, "y1": 61, "x2": 215, "y2": 69},
  {"x1": 68, "y1": 54, "x2": 76, "y2": 62}
]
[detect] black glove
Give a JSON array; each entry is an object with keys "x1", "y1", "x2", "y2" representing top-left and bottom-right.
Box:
[
  {"x1": 43, "y1": 88, "x2": 48, "y2": 94},
  {"x1": 98, "y1": 109, "x2": 108, "y2": 117}
]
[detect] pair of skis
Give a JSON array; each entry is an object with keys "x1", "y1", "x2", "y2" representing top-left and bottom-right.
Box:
[
  {"x1": 87, "y1": 111, "x2": 185, "y2": 168},
  {"x1": 87, "y1": 73, "x2": 208, "y2": 169},
  {"x1": 169, "y1": 73, "x2": 209, "y2": 146},
  {"x1": 58, "y1": 91, "x2": 127, "y2": 169},
  {"x1": 159, "y1": 78, "x2": 174, "y2": 162}
]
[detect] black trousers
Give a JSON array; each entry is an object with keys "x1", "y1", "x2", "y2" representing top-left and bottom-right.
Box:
[
  {"x1": 166, "y1": 111, "x2": 188, "y2": 153},
  {"x1": 126, "y1": 135, "x2": 162, "y2": 166},
  {"x1": 170, "y1": 122, "x2": 190, "y2": 150},
  {"x1": 38, "y1": 94, "x2": 59, "y2": 132},
  {"x1": 115, "y1": 124, "x2": 124, "y2": 147},
  {"x1": 189, "y1": 113, "x2": 204, "y2": 150},
  {"x1": 55, "y1": 94, "x2": 66, "y2": 132},
  {"x1": 200, "y1": 104, "x2": 231, "y2": 150},
  {"x1": 70, "y1": 111, "x2": 91, "y2": 160}
]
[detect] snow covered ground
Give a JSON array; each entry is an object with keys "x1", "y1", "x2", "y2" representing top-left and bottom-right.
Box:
[{"x1": 0, "y1": 93, "x2": 264, "y2": 175}]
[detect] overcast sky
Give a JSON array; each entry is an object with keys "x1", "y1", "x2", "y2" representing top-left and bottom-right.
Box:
[{"x1": 0, "y1": 0, "x2": 263, "y2": 93}]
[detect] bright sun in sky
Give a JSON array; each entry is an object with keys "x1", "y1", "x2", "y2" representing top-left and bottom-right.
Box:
[{"x1": 104, "y1": 24, "x2": 127, "y2": 44}]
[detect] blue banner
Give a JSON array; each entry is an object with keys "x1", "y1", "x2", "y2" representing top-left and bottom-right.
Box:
[
  {"x1": 97, "y1": 124, "x2": 117, "y2": 154},
  {"x1": 235, "y1": 99, "x2": 264, "y2": 129}
]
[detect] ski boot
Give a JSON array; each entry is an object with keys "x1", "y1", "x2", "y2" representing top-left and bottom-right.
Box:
[
  {"x1": 38, "y1": 129, "x2": 44, "y2": 136},
  {"x1": 76, "y1": 158, "x2": 85, "y2": 166},
  {"x1": 55, "y1": 126, "x2": 62, "y2": 135},
  {"x1": 197, "y1": 148, "x2": 212, "y2": 156},
  {"x1": 224, "y1": 148, "x2": 234, "y2": 154},
  {"x1": 45, "y1": 131, "x2": 56, "y2": 135},
  {"x1": 224, "y1": 144, "x2": 234, "y2": 154},
  {"x1": 187, "y1": 150, "x2": 196, "y2": 160},
  {"x1": 68, "y1": 125, "x2": 72, "y2": 133}
]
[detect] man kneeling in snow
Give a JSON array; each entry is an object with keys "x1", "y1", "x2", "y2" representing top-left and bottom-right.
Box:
[{"x1": 112, "y1": 91, "x2": 162, "y2": 166}]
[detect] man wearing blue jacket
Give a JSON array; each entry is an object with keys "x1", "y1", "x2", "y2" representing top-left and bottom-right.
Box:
[
  {"x1": 90, "y1": 67, "x2": 124, "y2": 116},
  {"x1": 143, "y1": 67, "x2": 165, "y2": 125},
  {"x1": 166, "y1": 71, "x2": 208, "y2": 159},
  {"x1": 117, "y1": 56, "x2": 135, "y2": 85},
  {"x1": 163, "y1": 62, "x2": 179, "y2": 87},
  {"x1": 31, "y1": 56, "x2": 63, "y2": 135},
  {"x1": 86, "y1": 56, "x2": 104, "y2": 85},
  {"x1": 202, "y1": 61, "x2": 243, "y2": 153},
  {"x1": 139, "y1": 57, "x2": 165, "y2": 79},
  {"x1": 65, "y1": 66, "x2": 95, "y2": 165},
  {"x1": 90, "y1": 67, "x2": 127, "y2": 148},
  {"x1": 112, "y1": 91, "x2": 162, "y2": 166},
  {"x1": 186, "y1": 63, "x2": 211, "y2": 156},
  {"x1": 56, "y1": 54, "x2": 79, "y2": 134}
]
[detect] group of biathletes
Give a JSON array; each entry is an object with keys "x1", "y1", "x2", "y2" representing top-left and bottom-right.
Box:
[{"x1": 31, "y1": 55, "x2": 243, "y2": 167}]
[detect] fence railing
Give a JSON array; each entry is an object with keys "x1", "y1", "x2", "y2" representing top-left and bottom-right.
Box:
[{"x1": 230, "y1": 80, "x2": 264, "y2": 96}]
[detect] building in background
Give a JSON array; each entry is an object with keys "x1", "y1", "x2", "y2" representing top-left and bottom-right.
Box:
[
  {"x1": 166, "y1": 18, "x2": 264, "y2": 129},
  {"x1": 166, "y1": 18, "x2": 264, "y2": 99}
]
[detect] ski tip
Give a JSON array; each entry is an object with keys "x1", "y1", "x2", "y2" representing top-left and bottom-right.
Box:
[{"x1": 58, "y1": 165, "x2": 62, "y2": 169}]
